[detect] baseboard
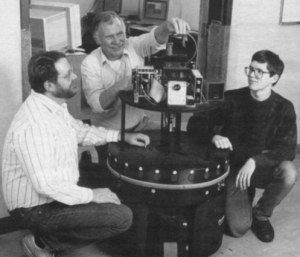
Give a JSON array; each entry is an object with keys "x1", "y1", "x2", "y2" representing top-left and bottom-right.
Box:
[{"x1": 0, "y1": 216, "x2": 21, "y2": 235}]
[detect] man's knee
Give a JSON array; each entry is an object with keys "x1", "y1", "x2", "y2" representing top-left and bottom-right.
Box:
[
  {"x1": 226, "y1": 215, "x2": 251, "y2": 238},
  {"x1": 225, "y1": 177, "x2": 252, "y2": 237},
  {"x1": 277, "y1": 161, "x2": 298, "y2": 186},
  {"x1": 118, "y1": 205, "x2": 133, "y2": 232}
]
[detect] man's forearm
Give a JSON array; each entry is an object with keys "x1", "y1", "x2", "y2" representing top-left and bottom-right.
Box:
[
  {"x1": 99, "y1": 84, "x2": 120, "y2": 110},
  {"x1": 154, "y1": 22, "x2": 171, "y2": 44},
  {"x1": 154, "y1": 18, "x2": 190, "y2": 44}
]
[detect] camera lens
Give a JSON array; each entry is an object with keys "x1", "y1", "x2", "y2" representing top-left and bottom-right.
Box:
[{"x1": 173, "y1": 84, "x2": 181, "y2": 91}]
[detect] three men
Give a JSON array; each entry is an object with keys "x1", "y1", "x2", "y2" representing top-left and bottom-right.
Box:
[
  {"x1": 212, "y1": 50, "x2": 298, "y2": 242},
  {"x1": 2, "y1": 51, "x2": 149, "y2": 256}
]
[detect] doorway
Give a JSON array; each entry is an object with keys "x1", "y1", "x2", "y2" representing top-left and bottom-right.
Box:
[{"x1": 197, "y1": 0, "x2": 233, "y2": 85}]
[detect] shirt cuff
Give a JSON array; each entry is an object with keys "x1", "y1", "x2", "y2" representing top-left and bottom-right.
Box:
[
  {"x1": 82, "y1": 188, "x2": 94, "y2": 204},
  {"x1": 150, "y1": 26, "x2": 166, "y2": 49},
  {"x1": 106, "y1": 130, "x2": 120, "y2": 143}
]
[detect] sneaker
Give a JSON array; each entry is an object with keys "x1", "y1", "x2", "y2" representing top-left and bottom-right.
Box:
[
  {"x1": 20, "y1": 233, "x2": 56, "y2": 257},
  {"x1": 251, "y1": 215, "x2": 274, "y2": 242}
]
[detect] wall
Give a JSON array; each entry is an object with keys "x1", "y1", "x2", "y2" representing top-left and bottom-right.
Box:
[
  {"x1": 226, "y1": 0, "x2": 300, "y2": 141},
  {"x1": 32, "y1": 0, "x2": 200, "y2": 30},
  {"x1": 0, "y1": 1, "x2": 22, "y2": 218},
  {"x1": 169, "y1": 0, "x2": 200, "y2": 31},
  {"x1": 139, "y1": 0, "x2": 200, "y2": 30}
]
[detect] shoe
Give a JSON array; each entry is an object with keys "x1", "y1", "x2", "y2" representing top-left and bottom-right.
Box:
[
  {"x1": 251, "y1": 215, "x2": 274, "y2": 242},
  {"x1": 20, "y1": 233, "x2": 56, "y2": 257}
]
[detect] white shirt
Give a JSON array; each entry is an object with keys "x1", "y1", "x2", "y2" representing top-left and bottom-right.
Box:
[
  {"x1": 81, "y1": 27, "x2": 165, "y2": 130},
  {"x1": 2, "y1": 91, "x2": 119, "y2": 211}
]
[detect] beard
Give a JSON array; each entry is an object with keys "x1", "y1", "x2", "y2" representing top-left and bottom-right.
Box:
[{"x1": 53, "y1": 82, "x2": 77, "y2": 99}]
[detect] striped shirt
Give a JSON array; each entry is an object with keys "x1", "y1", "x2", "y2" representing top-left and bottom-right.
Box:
[{"x1": 2, "y1": 91, "x2": 119, "y2": 211}]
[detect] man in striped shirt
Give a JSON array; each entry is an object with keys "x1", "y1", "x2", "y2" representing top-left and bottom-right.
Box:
[{"x1": 2, "y1": 51, "x2": 150, "y2": 257}]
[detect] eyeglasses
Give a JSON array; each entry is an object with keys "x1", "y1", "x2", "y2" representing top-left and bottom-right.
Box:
[
  {"x1": 58, "y1": 67, "x2": 74, "y2": 81},
  {"x1": 245, "y1": 66, "x2": 270, "y2": 79}
]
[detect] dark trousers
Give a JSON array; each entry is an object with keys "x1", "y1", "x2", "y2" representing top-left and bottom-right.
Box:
[
  {"x1": 9, "y1": 201, "x2": 132, "y2": 253},
  {"x1": 10, "y1": 152, "x2": 132, "y2": 254},
  {"x1": 226, "y1": 161, "x2": 298, "y2": 237}
]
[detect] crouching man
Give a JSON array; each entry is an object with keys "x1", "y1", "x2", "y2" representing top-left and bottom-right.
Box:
[
  {"x1": 2, "y1": 51, "x2": 149, "y2": 257},
  {"x1": 212, "y1": 50, "x2": 298, "y2": 242}
]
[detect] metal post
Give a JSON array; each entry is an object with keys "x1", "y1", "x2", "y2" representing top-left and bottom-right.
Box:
[{"x1": 121, "y1": 100, "x2": 126, "y2": 151}]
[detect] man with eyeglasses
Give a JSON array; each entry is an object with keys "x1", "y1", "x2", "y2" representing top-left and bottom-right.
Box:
[
  {"x1": 212, "y1": 50, "x2": 297, "y2": 242},
  {"x1": 2, "y1": 51, "x2": 150, "y2": 257}
]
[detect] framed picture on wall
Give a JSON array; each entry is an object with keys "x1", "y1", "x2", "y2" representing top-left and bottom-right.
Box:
[
  {"x1": 280, "y1": 0, "x2": 300, "y2": 25},
  {"x1": 103, "y1": 0, "x2": 122, "y2": 13}
]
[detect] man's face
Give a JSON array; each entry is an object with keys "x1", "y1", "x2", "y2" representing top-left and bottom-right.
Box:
[
  {"x1": 53, "y1": 58, "x2": 78, "y2": 99},
  {"x1": 247, "y1": 61, "x2": 278, "y2": 93},
  {"x1": 97, "y1": 18, "x2": 126, "y2": 61}
]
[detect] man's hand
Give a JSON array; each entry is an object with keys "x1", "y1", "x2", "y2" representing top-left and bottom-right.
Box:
[
  {"x1": 155, "y1": 18, "x2": 191, "y2": 44},
  {"x1": 236, "y1": 158, "x2": 256, "y2": 190},
  {"x1": 92, "y1": 188, "x2": 121, "y2": 205},
  {"x1": 124, "y1": 133, "x2": 150, "y2": 147},
  {"x1": 165, "y1": 18, "x2": 191, "y2": 35},
  {"x1": 212, "y1": 135, "x2": 233, "y2": 151}
]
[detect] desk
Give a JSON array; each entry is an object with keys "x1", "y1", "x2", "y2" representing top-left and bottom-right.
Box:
[{"x1": 127, "y1": 24, "x2": 155, "y2": 36}]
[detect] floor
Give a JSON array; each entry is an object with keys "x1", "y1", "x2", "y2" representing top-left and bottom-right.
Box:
[{"x1": 1, "y1": 113, "x2": 300, "y2": 257}]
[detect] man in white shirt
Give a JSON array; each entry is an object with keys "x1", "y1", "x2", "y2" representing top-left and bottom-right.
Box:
[
  {"x1": 81, "y1": 11, "x2": 191, "y2": 131},
  {"x1": 2, "y1": 51, "x2": 149, "y2": 257}
]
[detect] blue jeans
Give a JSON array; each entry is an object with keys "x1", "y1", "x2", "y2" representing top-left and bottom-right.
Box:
[
  {"x1": 10, "y1": 201, "x2": 132, "y2": 253},
  {"x1": 226, "y1": 161, "x2": 298, "y2": 237}
]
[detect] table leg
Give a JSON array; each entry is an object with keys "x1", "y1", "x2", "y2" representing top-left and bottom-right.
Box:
[
  {"x1": 175, "y1": 113, "x2": 182, "y2": 152},
  {"x1": 121, "y1": 100, "x2": 126, "y2": 151}
]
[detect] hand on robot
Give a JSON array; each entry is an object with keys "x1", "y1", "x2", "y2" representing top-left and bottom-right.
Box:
[
  {"x1": 166, "y1": 17, "x2": 191, "y2": 36},
  {"x1": 155, "y1": 18, "x2": 191, "y2": 44},
  {"x1": 212, "y1": 135, "x2": 233, "y2": 151},
  {"x1": 124, "y1": 133, "x2": 150, "y2": 148}
]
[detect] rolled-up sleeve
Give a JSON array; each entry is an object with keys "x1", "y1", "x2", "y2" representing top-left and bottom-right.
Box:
[
  {"x1": 129, "y1": 26, "x2": 166, "y2": 57},
  {"x1": 81, "y1": 55, "x2": 106, "y2": 113},
  {"x1": 70, "y1": 115, "x2": 119, "y2": 146}
]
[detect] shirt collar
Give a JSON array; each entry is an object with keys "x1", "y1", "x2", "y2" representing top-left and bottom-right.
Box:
[
  {"x1": 248, "y1": 88, "x2": 275, "y2": 106},
  {"x1": 99, "y1": 47, "x2": 129, "y2": 65},
  {"x1": 31, "y1": 90, "x2": 68, "y2": 114}
]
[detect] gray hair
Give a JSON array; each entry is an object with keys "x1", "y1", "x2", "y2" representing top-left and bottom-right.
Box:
[{"x1": 92, "y1": 11, "x2": 126, "y2": 43}]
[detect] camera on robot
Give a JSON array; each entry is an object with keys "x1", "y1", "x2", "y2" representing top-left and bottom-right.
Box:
[{"x1": 132, "y1": 36, "x2": 205, "y2": 106}]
